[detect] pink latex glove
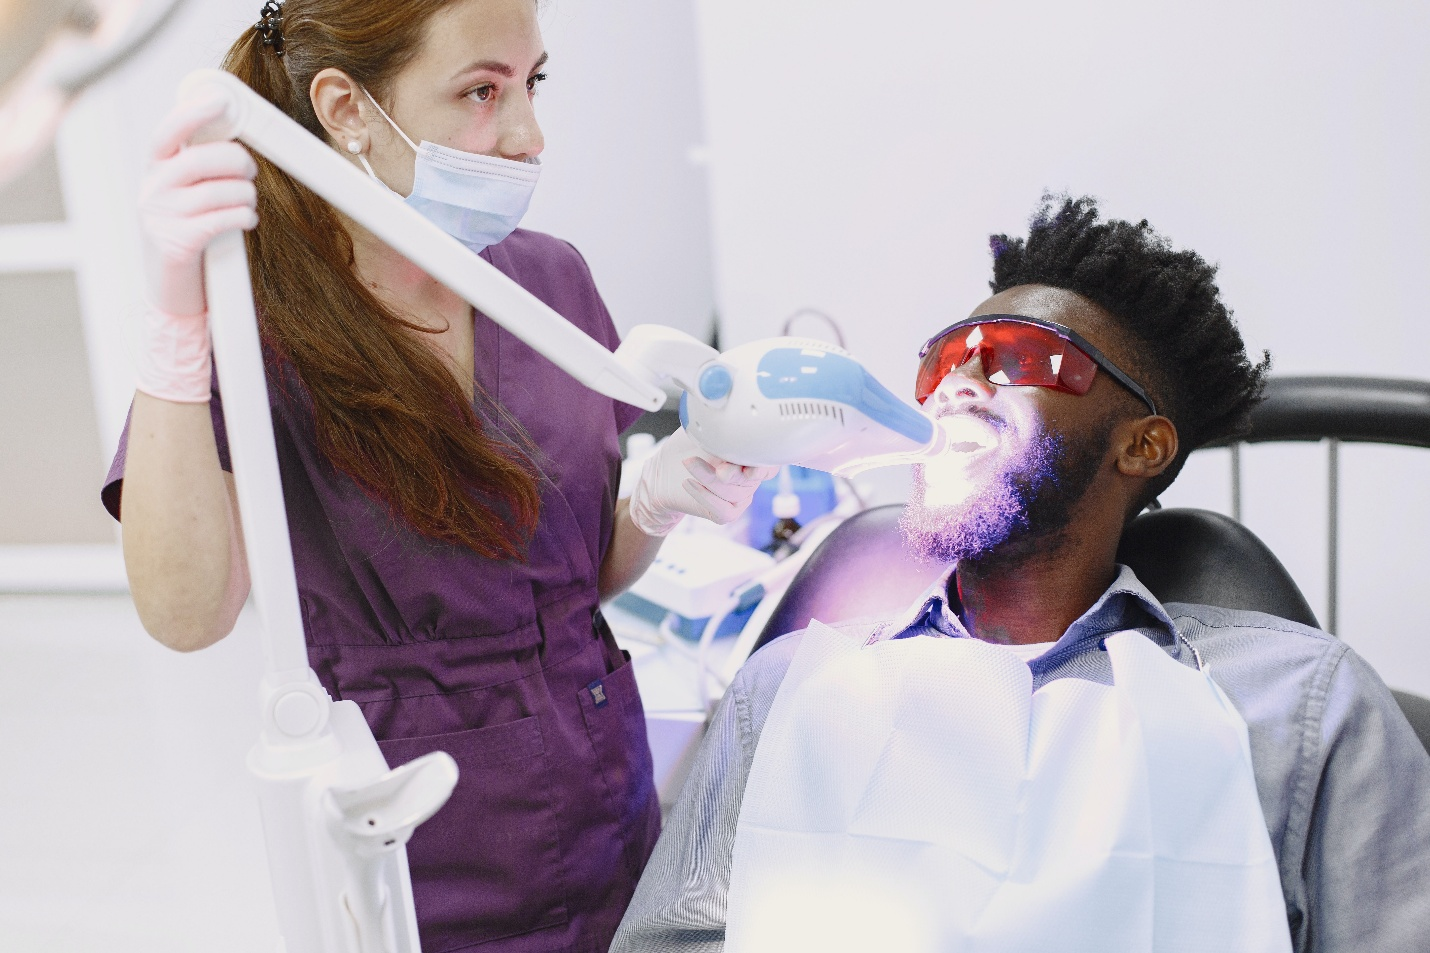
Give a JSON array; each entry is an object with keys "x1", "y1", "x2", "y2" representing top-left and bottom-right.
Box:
[
  {"x1": 628, "y1": 428, "x2": 780, "y2": 537},
  {"x1": 133, "y1": 94, "x2": 259, "y2": 403}
]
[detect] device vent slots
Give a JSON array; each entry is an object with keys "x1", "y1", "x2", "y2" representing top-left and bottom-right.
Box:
[{"x1": 778, "y1": 401, "x2": 845, "y2": 425}]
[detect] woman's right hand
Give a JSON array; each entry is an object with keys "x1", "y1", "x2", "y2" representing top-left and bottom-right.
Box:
[
  {"x1": 134, "y1": 93, "x2": 259, "y2": 403},
  {"x1": 627, "y1": 428, "x2": 779, "y2": 537}
]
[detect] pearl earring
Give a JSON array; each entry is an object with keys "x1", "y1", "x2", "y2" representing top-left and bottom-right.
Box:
[{"x1": 346, "y1": 140, "x2": 362, "y2": 155}]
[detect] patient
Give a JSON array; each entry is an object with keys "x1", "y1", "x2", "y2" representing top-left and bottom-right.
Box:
[{"x1": 611, "y1": 196, "x2": 1430, "y2": 953}]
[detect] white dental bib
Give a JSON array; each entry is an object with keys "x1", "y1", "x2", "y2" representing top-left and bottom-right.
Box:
[{"x1": 726, "y1": 624, "x2": 1292, "y2": 953}]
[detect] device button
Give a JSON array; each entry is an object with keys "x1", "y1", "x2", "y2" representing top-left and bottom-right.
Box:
[{"x1": 699, "y1": 364, "x2": 734, "y2": 400}]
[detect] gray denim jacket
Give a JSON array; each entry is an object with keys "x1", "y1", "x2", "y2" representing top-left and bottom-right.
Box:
[{"x1": 611, "y1": 566, "x2": 1430, "y2": 953}]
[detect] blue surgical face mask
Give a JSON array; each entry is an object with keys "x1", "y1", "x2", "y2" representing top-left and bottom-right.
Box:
[{"x1": 358, "y1": 89, "x2": 541, "y2": 254}]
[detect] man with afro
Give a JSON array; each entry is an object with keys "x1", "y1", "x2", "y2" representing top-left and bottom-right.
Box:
[{"x1": 612, "y1": 196, "x2": 1430, "y2": 953}]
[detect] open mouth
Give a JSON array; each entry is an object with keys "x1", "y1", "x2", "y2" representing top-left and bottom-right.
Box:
[
  {"x1": 919, "y1": 415, "x2": 1002, "y2": 508},
  {"x1": 921, "y1": 416, "x2": 1001, "y2": 507},
  {"x1": 937, "y1": 414, "x2": 1001, "y2": 456}
]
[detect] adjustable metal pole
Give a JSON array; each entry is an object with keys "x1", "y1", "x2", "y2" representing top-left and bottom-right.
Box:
[
  {"x1": 1230, "y1": 442, "x2": 1243, "y2": 523},
  {"x1": 1327, "y1": 438, "x2": 1339, "y2": 635}
]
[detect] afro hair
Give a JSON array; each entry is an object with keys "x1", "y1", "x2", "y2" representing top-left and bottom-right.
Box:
[{"x1": 989, "y1": 194, "x2": 1270, "y2": 497}]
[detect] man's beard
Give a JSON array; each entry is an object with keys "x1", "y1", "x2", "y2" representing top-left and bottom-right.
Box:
[{"x1": 899, "y1": 414, "x2": 1113, "y2": 566}]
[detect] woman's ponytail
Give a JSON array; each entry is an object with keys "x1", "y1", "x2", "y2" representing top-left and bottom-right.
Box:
[{"x1": 216, "y1": 1, "x2": 542, "y2": 560}]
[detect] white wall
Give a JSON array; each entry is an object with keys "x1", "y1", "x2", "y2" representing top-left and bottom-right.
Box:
[
  {"x1": 524, "y1": 0, "x2": 715, "y2": 339},
  {"x1": 58, "y1": 0, "x2": 255, "y2": 454},
  {"x1": 693, "y1": 0, "x2": 1430, "y2": 694}
]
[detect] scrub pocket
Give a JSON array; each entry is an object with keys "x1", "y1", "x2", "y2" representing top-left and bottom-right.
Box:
[
  {"x1": 578, "y1": 656, "x2": 660, "y2": 882},
  {"x1": 378, "y1": 715, "x2": 569, "y2": 952}
]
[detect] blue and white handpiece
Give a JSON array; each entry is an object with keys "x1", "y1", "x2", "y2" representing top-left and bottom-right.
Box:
[{"x1": 613, "y1": 325, "x2": 991, "y2": 476}]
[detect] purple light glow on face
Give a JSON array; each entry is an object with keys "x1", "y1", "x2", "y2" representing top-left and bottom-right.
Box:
[{"x1": 900, "y1": 414, "x2": 1112, "y2": 565}]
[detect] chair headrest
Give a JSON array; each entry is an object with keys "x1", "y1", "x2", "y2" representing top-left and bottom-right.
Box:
[
  {"x1": 754, "y1": 505, "x2": 942, "y2": 651},
  {"x1": 1115, "y1": 508, "x2": 1319, "y2": 628},
  {"x1": 1214, "y1": 376, "x2": 1430, "y2": 448}
]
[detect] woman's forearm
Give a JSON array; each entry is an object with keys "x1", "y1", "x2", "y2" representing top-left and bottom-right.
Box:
[
  {"x1": 598, "y1": 499, "x2": 665, "y2": 601},
  {"x1": 121, "y1": 391, "x2": 250, "y2": 651}
]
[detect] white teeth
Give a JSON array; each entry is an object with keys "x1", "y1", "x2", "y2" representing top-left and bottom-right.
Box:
[
  {"x1": 919, "y1": 416, "x2": 1000, "y2": 507},
  {"x1": 938, "y1": 415, "x2": 999, "y2": 453}
]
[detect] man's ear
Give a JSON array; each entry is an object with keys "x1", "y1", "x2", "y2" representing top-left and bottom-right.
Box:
[
  {"x1": 310, "y1": 68, "x2": 369, "y2": 152},
  {"x1": 1115, "y1": 415, "x2": 1179, "y2": 479}
]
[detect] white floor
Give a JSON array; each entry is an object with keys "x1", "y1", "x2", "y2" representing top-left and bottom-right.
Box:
[
  {"x1": 0, "y1": 595, "x2": 279, "y2": 952},
  {"x1": 0, "y1": 593, "x2": 720, "y2": 953}
]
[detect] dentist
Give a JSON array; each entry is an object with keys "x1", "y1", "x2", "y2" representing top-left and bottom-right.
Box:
[{"x1": 102, "y1": 1, "x2": 772, "y2": 949}]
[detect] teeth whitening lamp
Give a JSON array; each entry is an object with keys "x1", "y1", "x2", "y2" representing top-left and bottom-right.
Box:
[
  {"x1": 613, "y1": 326, "x2": 992, "y2": 476},
  {"x1": 181, "y1": 66, "x2": 969, "y2": 953}
]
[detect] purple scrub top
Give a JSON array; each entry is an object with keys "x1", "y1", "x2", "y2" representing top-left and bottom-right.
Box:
[{"x1": 104, "y1": 229, "x2": 661, "y2": 953}]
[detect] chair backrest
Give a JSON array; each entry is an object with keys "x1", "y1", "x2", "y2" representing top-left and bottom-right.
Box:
[
  {"x1": 754, "y1": 505, "x2": 941, "y2": 648},
  {"x1": 1114, "y1": 509, "x2": 1319, "y2": 627}
]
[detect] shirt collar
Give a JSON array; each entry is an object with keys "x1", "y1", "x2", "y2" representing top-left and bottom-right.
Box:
[{"x1": 871, "y1": 563, "x2": 1180, "y2": 665}]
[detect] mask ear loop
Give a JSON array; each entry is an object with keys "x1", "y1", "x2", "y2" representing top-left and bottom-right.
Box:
[
  {"x1": 360, "y1": 87, "x2": 421, "y2": 153},
  {"x1": 354, "y1": 86, "x2": 421, "y2": 190}
]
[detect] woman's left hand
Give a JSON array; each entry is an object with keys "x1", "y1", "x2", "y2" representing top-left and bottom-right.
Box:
[{"x1": 627, "y1": 428, "x2": 779, "y2": 537}]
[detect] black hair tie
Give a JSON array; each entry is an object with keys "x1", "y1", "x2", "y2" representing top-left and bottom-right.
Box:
[{"x1": 255, "y1": 0, "x2": 285, "y2": 56}]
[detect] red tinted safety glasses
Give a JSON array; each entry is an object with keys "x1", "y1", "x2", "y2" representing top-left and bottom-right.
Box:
[{"x1": 915, "y1": 314, "x2": 1158, "y2": 416}]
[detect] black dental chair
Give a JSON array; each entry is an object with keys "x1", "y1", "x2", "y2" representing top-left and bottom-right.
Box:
[{"x1": 750, "y1": 376, "x2": 1430, "y2": 754}]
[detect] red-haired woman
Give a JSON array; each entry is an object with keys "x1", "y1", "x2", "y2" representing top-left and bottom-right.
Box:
[{"x1": 102, "y1": 1, "x2": 772, "y2": 949}]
